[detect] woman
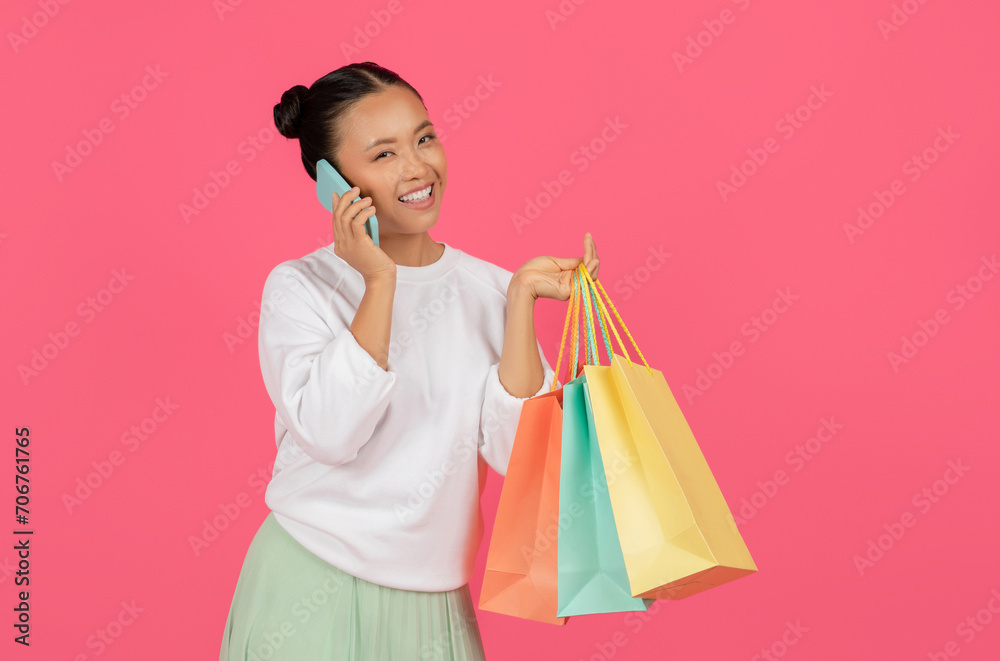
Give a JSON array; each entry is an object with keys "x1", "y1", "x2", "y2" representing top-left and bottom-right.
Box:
[{"x1": 219, "y1": 61, "x2": 600, "y2": 660}]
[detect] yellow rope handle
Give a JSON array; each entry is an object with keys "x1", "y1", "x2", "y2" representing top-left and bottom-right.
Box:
[
  {"x1": 577, "y1": 264, "x2": 653, "y2": 375},
  {"x1": 573, "y1": 264, "x2": 630, "y2": 363},
  {"x1": 580, "y1": 266, "x2": 599, "y2": 366},
  {"x1": 552, "y1": 268, "x2": 593, "y2": 389},
  {"x1": 570, "y1": 268, "x2": 581, "y2": 375},
  {"x1": 585, "y1": 266, "x2": 628, "y2": 364},
  {"x1": 550, "y1": 261, "x2": 654, "y2": 392},
  {"x1": 572, "y1": 264, "x2": 626, "y2": 361},
  {"x1": 549, "y1": 271, "x2": 577, "y2": 392}
]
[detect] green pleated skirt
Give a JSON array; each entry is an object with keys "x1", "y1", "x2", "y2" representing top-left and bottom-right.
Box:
[{"x1": 219, "y1": 511, "x2": 487, "y2": 660}]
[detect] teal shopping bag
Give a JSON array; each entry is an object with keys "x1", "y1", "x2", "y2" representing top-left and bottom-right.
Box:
[{"x1": 556, "y1": 374, "x2": 656, "y2": 617}]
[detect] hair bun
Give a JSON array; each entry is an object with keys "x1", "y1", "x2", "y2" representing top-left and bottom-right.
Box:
[{"x1": 273, "y1": 85, "x2": 309, "y2": 139}]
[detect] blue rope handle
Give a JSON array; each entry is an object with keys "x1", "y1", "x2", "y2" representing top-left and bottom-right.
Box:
[{"x1": 587, "y1": 274, "x2": 614, "y2": 362}]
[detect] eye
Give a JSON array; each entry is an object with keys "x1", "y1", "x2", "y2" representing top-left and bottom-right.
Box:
[{"x1": 374, "y1": 134, "x2": 436, "y2": 161}]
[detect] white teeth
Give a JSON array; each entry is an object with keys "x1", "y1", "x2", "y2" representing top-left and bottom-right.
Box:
[{"x1": 399, "y1": 184, "x2": 432, "y2": 202}]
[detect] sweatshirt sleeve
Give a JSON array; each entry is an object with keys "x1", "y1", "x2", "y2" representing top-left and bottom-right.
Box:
[
  {"x1": 257, "y1": 265, "x2": 398, "y2": 466},
  {"x1": 478, "y1": 339, "x2": 557, "y2": 476}
]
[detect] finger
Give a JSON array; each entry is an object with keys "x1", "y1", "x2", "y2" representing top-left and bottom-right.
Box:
[
  {"x1": 343, "y1": 195, "x2": 371, "y2": 239},
  {"x1": 346, "y1": 196, "x2": 372, "y2": 223},
  {"x1": 586, "y1": 234, "x2": 599, "y2": 278},
  {"x1": 551, "y1": 255, "x2": 585, "y2": 271},
  {"x1": 352, "y1": 205, "x2": 377, "y2": 242},
  {"x1": 336, "y1": 186, "x2": 360, "y2": 218},
  {"x1": 345, "y1": 199, "x2": 366, "y2": 242},
  {"x1": 334, "y1": 188, "x2": 360, "y2": 245},
  {"x1": 331, "y1": 192, "x2": 344, "y2": 244}
]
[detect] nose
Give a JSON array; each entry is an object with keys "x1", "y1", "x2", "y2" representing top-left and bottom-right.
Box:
[{"x1": 399, "y1": 150, "x2": 429, "y2": 179}]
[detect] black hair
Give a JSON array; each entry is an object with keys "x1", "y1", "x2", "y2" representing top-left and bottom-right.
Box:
[{"x1": 273, "y1": 61, "x2": 425, "y2": 180}]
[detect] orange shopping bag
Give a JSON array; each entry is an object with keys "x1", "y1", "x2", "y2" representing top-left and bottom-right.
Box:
[
  {"x1": 479, "y1": 273, "x2": 593, "y2": 625},
  {"x1": 478, "y1": 387, "x2": 567, "y2": 625}
]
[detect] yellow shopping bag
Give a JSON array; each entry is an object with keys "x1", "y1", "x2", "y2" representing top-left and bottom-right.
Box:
[{"x1": 573, "y1": 264, "x2": 758, "y2": 600}]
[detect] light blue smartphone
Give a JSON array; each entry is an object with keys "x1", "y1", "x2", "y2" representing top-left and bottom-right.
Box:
[{"x1": 316, "y1": 159, "x2": 379, "y2": 246}]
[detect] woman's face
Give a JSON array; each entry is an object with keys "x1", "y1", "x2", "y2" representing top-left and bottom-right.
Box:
[{"x1": 334, "y1": 86, "x2": 446, "y2": 237}]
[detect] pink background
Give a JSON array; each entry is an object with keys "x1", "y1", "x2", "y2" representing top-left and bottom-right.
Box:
[{"x1": 4, "y1": 0, "x2": 1000, "y2": 659}]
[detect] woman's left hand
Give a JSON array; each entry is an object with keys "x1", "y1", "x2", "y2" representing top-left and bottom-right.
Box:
[{"x1": 511, "y1": 233, "x2": 600, "y2": 302}]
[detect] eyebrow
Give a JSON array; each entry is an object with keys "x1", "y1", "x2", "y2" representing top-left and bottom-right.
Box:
[{"x1": 364, "y1": 120, "x2": 435, "y2": 152}]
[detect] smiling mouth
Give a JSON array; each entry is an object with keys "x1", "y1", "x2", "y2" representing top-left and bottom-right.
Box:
[{"x1": 398, "y1": 183, "x2": 433, "y2": 203}]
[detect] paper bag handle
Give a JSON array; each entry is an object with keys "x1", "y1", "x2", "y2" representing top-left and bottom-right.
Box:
[
  {"x1": 577, "y1": 264, "x2": 652, "y2": 374},
  {"x1": 550, "y1": 265, "x2": 653, "y2": 392}
]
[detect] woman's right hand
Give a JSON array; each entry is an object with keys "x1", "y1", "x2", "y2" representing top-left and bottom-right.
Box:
[{"x1": 330, "y1": 186, "x2": 397, "y2": 283}]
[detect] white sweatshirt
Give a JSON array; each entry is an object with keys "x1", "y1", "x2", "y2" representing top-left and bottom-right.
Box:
[{"x1": 258, "y1": 240, "x2": 556, "y2": 592}]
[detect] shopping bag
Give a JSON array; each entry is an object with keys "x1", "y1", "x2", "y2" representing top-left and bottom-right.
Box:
[
  {"x1": 556, "y1": 270, "x2": 655, "y2": 617},
  {"x1": 479, "y1": 266, "x2": 612, "y2": 624},
  {"x1": 479, "y1": 362, "x2": 582, "y2": 626},
  {"x1": 557, "y1": 374, "x2": 657, "y2": 616},
  {"x1": 576, "y1": 264, "x2": 758, "y2": 600}
]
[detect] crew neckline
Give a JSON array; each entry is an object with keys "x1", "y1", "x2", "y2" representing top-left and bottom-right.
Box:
[{"x1": 395, "y1": 241, "x2": 460, "y2": 283}]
